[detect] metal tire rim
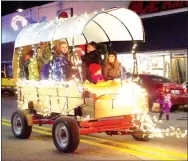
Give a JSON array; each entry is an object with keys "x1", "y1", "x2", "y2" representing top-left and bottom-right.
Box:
[
  {"x1": 13, "y1": 114, "x2": 22, "y2": 135},
  {"x1": 55, "y1": 123, "x2": 69, "y2": 148}
]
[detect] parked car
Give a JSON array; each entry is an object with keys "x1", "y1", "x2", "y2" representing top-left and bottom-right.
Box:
[
  {"x1": 127, "y1": 74, "x2": 188, "y2": 112},
  {"x1": 1, "y1": 71, "x2": 16, "y2": 96},
  {"x1": 182, "y1": 82, "x2": 188, "y2": 93}
]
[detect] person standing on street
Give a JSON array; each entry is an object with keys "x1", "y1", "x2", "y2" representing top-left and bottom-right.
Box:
[{"x1": 159, "y1": 95, "x2": 172, "y2": 120}]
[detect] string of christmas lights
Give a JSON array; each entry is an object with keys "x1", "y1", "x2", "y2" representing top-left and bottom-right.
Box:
[{"x1": 14, "y1": 8, "x2": 187, "y2": 140}]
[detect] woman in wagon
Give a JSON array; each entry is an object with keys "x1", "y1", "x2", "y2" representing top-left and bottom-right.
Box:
[
  {"x1": 28, "y1": 47, "x2": 44, "y2": 80},
  {"x1": 103, "y1": 51, "x2": 126, "y2": 81},
  {"x1": 51, "y1": 41, "x2": 71, "y2": 81}
]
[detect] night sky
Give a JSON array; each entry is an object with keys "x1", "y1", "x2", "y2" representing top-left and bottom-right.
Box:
[{"x1": 1, "y1": 1, "x2": 53, "y2": 16}]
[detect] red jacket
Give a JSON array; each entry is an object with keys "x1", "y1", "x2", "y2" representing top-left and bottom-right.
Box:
[{"x1": 91, "y1": 74, "x2": 104, "y2": 84}]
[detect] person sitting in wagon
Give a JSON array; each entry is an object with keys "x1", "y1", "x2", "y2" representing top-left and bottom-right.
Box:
[
  {"x1": 68, "y1": 47, "x2": 87, "y2": 81},
  {"x1": 51, "y1": 41, "x2": 71, "y2": 81},
  {"x1": 81, "y1": 41, "x2": 102, "y2": 82},
  {"x1": 103, "y1": 51, "x2": 126, "y2": 81},
  {"x1": 28, "y1": 47, "x2": 44, "y2": 80},
  {"x1": 82, "y1": 41, "x2": 102, "y2": 67},
  {"x1": 22, "y1": 50, "x2": 33, "y2": 80},
  {"x1": 89, "y1": 63, "x2": 104, "y2": 84},
  {"x1": 40, "y1": 42, "x2": 52, "y2": 80}
]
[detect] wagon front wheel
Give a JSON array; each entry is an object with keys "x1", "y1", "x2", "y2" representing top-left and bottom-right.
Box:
[
  {"x1": 11, "y1": 110, "x2": 32, "y2": 139},
  {"x1": 52, "y1": 116, "x2": 80, "y2": 153}
]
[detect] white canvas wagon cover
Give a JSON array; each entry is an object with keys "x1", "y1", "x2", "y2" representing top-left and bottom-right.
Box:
[{"x1": 14, "y1": 7, "x2": 145, "y2": 48}]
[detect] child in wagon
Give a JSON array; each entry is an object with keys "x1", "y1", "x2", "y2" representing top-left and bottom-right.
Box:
[{"x1": 89, "y1": 63, "x2": 104, "y2": 84}]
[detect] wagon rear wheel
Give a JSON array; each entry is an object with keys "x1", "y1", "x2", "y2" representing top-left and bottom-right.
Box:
[
  {"x1": 132, "y1": 128, "x2": 150, "y2": 141},
  {"x1": 52, "y1": 116, "x2": 80, "y2": 153},
  {"x1": 11, "y1": 110, "x2": 32, "y2": 139}
]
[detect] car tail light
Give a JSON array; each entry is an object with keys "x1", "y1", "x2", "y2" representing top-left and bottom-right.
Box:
[{"x1": 159, "y1": 87, "x2": 170, "y2": 93}]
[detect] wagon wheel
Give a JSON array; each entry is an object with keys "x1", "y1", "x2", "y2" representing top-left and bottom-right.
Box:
[
  {"x1": 11, "y1": 110, "x2": 32, "y2": 139},
  {"x1": 132, "y1": 127, "x2": 150, "y2": 141},
  {"x1": 52, "y1": 116, "x2": 80, "y2": 153}
]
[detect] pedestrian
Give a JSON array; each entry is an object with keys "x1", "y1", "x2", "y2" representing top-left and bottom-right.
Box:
[
  {"x1": 159, "y1": 95, "x2": 172, "y2": 120},
  {"x1": 103, "y1": 51, "x2": 126, "y2": 81}
]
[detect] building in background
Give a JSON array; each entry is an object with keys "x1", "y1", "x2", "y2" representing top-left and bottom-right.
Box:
[
  {"x1": 116, "y1": 1, "x2": 188, "y2": 83},
  {"x1": 1, "y1": 1, "x2": 188, "y2": 83}
]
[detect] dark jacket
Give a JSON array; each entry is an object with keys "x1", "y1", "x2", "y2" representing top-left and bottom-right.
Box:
[{"x1": 81, "y1": 50, "x2": 102, "y2": 67}]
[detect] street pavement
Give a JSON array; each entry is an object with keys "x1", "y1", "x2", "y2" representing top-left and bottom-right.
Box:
[{"x1": 1, "y1": 97, "x2": 188, "y2": 161}]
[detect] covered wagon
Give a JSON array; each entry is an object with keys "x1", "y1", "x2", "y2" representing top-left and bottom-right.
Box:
[{"x1": 11, "y1": 7, "x2": 151, "y2": 153}]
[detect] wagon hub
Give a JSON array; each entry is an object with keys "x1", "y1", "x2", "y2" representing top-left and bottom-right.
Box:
[
  {"x1": 55, "y1": 124, "x2": 69, "y2": 148},
  {"x1": 12, "y1": 114, "x2": 22, "y2": 135}
]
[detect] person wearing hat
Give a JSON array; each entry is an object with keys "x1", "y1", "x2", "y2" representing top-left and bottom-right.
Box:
[
  {"x1": 89, "y1": 63, "x2": 104, "y2": 84},
  {"x1": 103, "y1": 51, "x2": 125, "y2": 81}
]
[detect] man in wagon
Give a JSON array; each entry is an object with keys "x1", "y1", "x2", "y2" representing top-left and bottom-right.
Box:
[
  {"x1": 82, "y1": 41, "x2": 102, "y2": 67},
  {"x1": 81, "y1": 41, "x2": 102, "y2": 82}
]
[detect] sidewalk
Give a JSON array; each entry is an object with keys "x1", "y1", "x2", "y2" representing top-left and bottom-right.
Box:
[{"x1": 149, "y1": 111, "x2": 188, "y2": 130}]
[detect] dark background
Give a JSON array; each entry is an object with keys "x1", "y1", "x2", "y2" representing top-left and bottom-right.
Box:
[{"x1": 1, "y1": 1, "x2": 52, "y2": 16}]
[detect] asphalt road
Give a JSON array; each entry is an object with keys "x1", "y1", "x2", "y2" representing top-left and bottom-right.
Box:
[{"x1": 1, "y1": 97, "x2": 188, "y2": 161}]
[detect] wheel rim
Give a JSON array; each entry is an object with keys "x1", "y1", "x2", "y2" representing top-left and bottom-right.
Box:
[
  {"x1": 12, "y1": 114, "x2": 22, "y2": 135},
  {"x1": 55, "y1": 123, "x2": 69, "y2": 148}
]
